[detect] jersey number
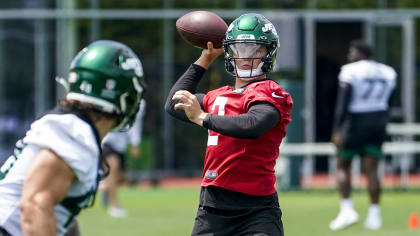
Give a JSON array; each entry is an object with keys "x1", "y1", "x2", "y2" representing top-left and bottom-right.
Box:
[
  {"x1": 0, "y1": 140, "x2": 25, "y2": 180},
  {"x1": 207, "y1": 97, "x2": 228, "y2": 146},
  {"x1": 361, "y1": 78, "x2": 387, "y2": 100},
  {"x1": 0, "y1": 156, "x2": 17, "y2": 180}
]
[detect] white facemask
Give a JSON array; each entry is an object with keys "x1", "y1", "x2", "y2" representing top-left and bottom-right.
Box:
[{"x1": 228, "y1": 43, "x2": 266, "y2": 80}]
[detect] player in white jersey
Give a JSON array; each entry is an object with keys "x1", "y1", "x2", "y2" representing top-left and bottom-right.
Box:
[
  {"x1": 100, "y1": 99, "x2": 146, "y2": 218},
  {"x1": 0, "y1": 40, "x2": 145, "y2": 236},
  {"x1": 330, "y1": 40, "x2": 396, "y2": 231}
]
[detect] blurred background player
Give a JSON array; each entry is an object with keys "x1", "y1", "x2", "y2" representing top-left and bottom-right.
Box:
[
  {"x1": 330, "y1": 40, "x2": 396, "y2": 230},
  {"x1": 0, "y1": 40, "x2": 145, "y2": 236},
  {"x1": 165, "y1": 13, "x2": 292, "y2": 236},
  {"x1": 100, "y1": 98, "x2": 146, "y2": 218}
]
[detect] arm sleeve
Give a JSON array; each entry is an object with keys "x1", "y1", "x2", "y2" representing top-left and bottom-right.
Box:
[
  {"x1": 164, "y1": 64, "x2": 206, "y2": 123},
  {"x1": 332, "y1": 81, "x2": 352, "y2": 131},
  {"x1": 203, "y1": 102, "x2": 280, "y2": 139}
]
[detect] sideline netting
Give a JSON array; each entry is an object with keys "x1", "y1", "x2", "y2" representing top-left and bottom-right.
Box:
[{"x1": 277, "y1": 123, "x2": 420, "y2": 189}]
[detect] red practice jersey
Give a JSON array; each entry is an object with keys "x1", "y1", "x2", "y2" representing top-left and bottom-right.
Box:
[{"x1": 202, "y1": 80, "x2": 293, "y2": 196}]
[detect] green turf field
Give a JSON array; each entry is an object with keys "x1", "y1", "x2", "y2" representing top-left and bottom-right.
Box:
[{"x1": 78, "y1": 187, "x2": 420, "y2": 236}]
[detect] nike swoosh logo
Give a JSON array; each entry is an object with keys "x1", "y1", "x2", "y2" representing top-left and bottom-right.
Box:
[{"x1": 272, "y1": 92, "x2": 284, "y2": 98}]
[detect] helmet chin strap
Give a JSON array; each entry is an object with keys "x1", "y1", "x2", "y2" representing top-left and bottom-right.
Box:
[{"x1": 233, "y1": 61, "x2": 265, "y2": 81}]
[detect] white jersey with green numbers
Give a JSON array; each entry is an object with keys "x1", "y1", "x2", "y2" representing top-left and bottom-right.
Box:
[
  {"x1": 0, "y1": 113, "x2": 100, "y2": 236},
  {"x1": 339, "y1": 60, "x2": 397, "y2": 113}
]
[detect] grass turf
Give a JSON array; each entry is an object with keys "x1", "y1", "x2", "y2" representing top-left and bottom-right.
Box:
[{"x1": 78, "y1": 187, "x2": 420, "y2": 236}]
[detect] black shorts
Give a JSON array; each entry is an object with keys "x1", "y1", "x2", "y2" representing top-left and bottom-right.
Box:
[
  {"x1": 191, "y1": 205, "x2": 283, "y2": 236},
  {"x1": 102, "y1": 143, "x2": 126, "y2": 171},
  {"x1": 341, "y1": 111, "x2": 388, "y2": 149},
  {"x1": 191, "y1": 187, "x2": 284, "y2": 236}
]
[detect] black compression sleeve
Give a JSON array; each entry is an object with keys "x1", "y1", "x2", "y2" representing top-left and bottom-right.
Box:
[
  {"x1": 203, "y1": 102, "x2": 281, "y2": 139},
  {"x1": 332, "y1": 82, "x2": 352, "y2": 131},
  {"x1": 164, "y1": 64, "x2": 206, "y2": 122}
]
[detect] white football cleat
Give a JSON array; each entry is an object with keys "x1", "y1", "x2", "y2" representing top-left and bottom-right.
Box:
[
  {"x1": 108, "y1": 206, "x2": 128, "y2": 218},
  {"x1": 329, "y1": 208, "x2": 359, "y2": 231},
  {"x1": 364, "y1": 208, "x2": 382, "y2": 230}
]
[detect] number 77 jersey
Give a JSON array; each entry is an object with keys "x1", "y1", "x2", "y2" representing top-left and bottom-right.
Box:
[
  {"x1": 201, "y1": 79, "x2": 293, "y2": 196},
  {"x1": 339, "y1": 60, "x2": 397, "y2": 113}
]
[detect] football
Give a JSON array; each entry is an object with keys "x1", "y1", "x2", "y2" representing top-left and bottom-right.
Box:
[{"x1": 176, "y1": 11, "x2": 228, "y2": 49}]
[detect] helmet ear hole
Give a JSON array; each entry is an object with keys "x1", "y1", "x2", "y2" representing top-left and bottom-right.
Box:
[
  {"x1": 224, "y1": 57, "x2": 235, "y2": 75},
  {"x1": 125, "y1": 96, "x2": 135, "y2": 108}
]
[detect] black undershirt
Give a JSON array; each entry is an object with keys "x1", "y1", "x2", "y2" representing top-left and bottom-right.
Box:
[{"x1": 164, "y1": 64, "x2": 280, "y2": 139}]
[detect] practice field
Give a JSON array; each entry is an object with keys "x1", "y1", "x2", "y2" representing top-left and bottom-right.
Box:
[{"x1": 78, "y1": 187, "x2": 420, "y2": 236}]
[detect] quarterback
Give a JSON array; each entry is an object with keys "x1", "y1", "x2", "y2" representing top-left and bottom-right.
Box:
[
  {"x1": 166, "y1": 13, "x2": 292, "y2": 236},
  {"x1": 0, "y1": 40, "x2": 145, "y2": 236}
]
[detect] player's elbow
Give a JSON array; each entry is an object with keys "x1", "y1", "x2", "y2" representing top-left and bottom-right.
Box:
[
  {"x1": 20, "y1": 192, "x2": 55, "y2": 218},
  {"x1": 164, "y1": 100, "x2": 174, "y2": 114},
  {"x1": 164, "y1": 95, "x2": 179, "y2": 115},
  {"x1": 20, "y1": 192, "x2": 56, "y2": 235},
  {"x1": 165, "y1": 100, "x2": 185, "y2": 119},
  {"x1": 20, "y1": 198, "x2": 35, "y2": 234}
]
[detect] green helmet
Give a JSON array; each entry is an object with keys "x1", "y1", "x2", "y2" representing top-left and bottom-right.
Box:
[
  {"x1": 223, "y1": 13, "x2": 279, "y2": 78},
  {"x1": 65, "y1": 40, "x2": 145, "y2": 131}
]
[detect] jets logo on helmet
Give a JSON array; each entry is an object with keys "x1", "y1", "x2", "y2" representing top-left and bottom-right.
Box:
[
  {"x1": 262, "y1": 23, "x2": 277, "y2": 36},
  {"x1": 121, "y1": 58, "x2": 144, "y2": 78}
]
